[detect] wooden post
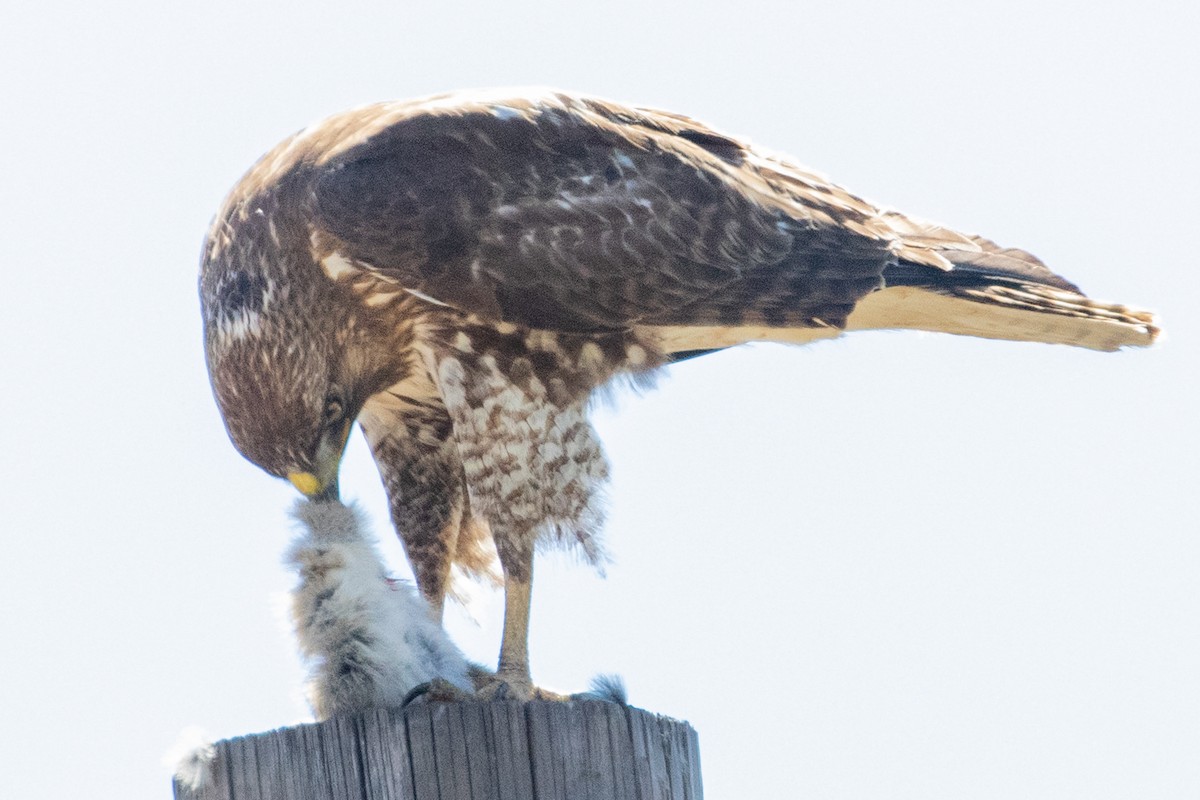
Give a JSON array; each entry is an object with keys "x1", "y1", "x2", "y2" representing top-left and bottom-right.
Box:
[{"x1": 174, "y1": 700, "x2": 703, "y2": 800}]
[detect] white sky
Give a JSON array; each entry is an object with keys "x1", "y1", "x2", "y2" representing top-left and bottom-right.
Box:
[{"x1": 1, "y1": 2, "x2": 1197, "y2": 798}]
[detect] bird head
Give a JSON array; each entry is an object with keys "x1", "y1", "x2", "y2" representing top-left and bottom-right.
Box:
[{"x1": 199, "y1": 206, "x2": 373, "y2": 502}]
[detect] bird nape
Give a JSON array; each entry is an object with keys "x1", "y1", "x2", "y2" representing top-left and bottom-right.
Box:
[{"x1": 199, "y1": 88, "x2": 1158, "y2": 700}]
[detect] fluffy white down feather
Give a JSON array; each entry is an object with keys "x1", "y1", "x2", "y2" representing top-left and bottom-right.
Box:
[{"x1": 286, "y1": 499, "x2": 472, "y2": 719}]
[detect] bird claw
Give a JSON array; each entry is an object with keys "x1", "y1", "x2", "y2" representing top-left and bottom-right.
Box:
[
  {"x1": 408, "y1": 665, "x2": 595, "y2": 704},
  {"x1": 473, "y1": 674, "x2": 530, "y2": 701},
  {"x1": 471, "y1": 673, "x2": 568, "y2": 702},
  {"x1": 400, "y1": 678, "x2": 473, "y2": 707}
]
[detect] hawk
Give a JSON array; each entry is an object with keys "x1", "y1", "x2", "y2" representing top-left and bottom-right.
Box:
[{"x1": 200, "y1": 88, "x2": 1157, "y2": 697}]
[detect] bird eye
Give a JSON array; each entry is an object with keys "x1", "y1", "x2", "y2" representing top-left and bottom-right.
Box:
[{"x1": 323, "y1": 393, "x2": 345, "y2": 424}]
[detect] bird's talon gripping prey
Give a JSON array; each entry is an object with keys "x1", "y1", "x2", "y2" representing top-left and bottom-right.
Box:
[
  {"x1": 401, "y1": 678, "x2": 473, "y2": 707},
  {"x1": 399, "y1": 682, "x2": 433, "y2": 708},
  {"x1": 475, "y1": 681, "x2": 508, "y2": 701},
  {"x1": 202, "y1": 88, "x2": 1158, "y2": 698},
  {"x1": 474, "y1": 676, "x2": 568, "y2": 703}
]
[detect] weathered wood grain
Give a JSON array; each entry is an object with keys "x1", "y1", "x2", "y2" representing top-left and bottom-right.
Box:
[{"x1": 173, "y1": 701, "x2": 701, "y2": 800}]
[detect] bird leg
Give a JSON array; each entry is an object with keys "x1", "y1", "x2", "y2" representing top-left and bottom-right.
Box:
[
  {"x1": 430, "y1": 338, "x2": 613, "y2": 700},
  {"x1": 475, "y1": 551, "x2": 569, "y2": 701},
  {"x1": 474, "y1": 542, "x2": 537, "y2": 700},
  {"x1": 359, "y1": 396, "x2": 470, "y2": 624},
  {"x1": 497, "y1": 563, "x2": 533, "y2": 691},
  {"x1": 409, "y1": 505, "x2": 459, "y2": 625}
]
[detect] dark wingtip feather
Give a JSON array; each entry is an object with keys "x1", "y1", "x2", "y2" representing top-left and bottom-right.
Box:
[
  {"x1": 955, "y1": 234, "x2": 1081, "y2": 293},
  {"x1": 884, "y1": 253, "x2": 1080, "y2": 295},
  {"x1": 882, "y1": 214, "x2": 1083, "y2": 294}
]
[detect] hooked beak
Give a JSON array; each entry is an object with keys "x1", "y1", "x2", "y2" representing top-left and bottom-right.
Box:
[{"x1": 287, "y1": 419, "x2": 352, "y2": 502}]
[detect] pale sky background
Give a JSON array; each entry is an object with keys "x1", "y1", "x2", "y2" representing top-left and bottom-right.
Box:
[{"x1": 1, "y1": 2, "x2": 1197, "y2": 798}]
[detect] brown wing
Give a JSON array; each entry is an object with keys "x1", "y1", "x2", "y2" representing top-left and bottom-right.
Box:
[{"x1": 309, "y1": 91, "x2": 897, "y2": 332}]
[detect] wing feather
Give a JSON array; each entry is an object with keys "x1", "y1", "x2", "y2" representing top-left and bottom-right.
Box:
[{"x1": 309, "y1": 91, "x2": 897, "y2": 332}]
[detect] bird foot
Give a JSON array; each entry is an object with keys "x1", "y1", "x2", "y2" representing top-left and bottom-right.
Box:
[
  {"x1": 400, "y1": 677, "x2": 474, "y2": 707},
  {"x1": 471, "y1": 672, "x2": 567, "y2": 702},
  {"x1": 406, "y1": 665, "x2": 586, "y2": 703}
]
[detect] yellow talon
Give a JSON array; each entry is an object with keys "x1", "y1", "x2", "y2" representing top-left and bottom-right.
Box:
[{"x1": 288, "y1": 472, "x2": 321, "y2": 496}]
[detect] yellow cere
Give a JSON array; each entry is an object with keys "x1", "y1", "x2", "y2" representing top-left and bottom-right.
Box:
[{"x1": 288, "y1": 472, "x2": 321, "y2": 496}]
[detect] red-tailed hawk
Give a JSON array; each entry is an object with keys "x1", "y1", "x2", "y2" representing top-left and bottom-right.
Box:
[{"x1": 200, "y1": 88, "x2": 1157, "y2": 698}]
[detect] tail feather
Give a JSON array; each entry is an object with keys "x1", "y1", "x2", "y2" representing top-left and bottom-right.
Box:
[
  {"x1": 638, "y1": 222, "x2": 1159, "y2": 354},
  {"x1": 846, "y1": 279, "x2": 1158, "y2": 351},
  {"x1": 856, "y1": 205, "x2": 1159, "y2": 349}
]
